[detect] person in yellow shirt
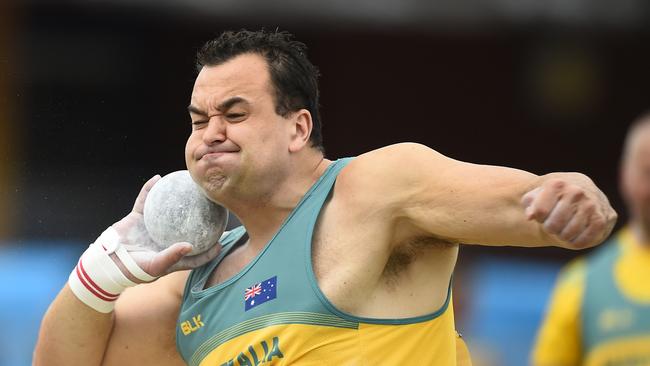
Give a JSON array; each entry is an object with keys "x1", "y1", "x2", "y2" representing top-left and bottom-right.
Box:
[{"x1": 532, "y1": 112, "x2": 650, "y2": 366}]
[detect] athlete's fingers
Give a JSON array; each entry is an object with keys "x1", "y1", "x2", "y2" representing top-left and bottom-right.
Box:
[
  {"x1": 557, "y1": 207, "x2": 588, "y2": 243},
  {"x1": 133, "y1": 175, "x2": 161, "y2": 213},
  {"x1": 570, "y1": 211, "x2": 609, "y2": 249},
  {"x1": 168, "y1": 241, "x2": 222, "y2": 273},
  {"x1": 541, "y1": 197, "x2": 577, "y2": 236},
  {"x1": 145, "y1": 242, "x2": 193, "y2": 277},
  {"x1": 522, "y1": 182, "x2": 561, "y2": 222}
]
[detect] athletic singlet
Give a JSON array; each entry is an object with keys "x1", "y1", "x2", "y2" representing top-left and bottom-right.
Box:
[
  {"x1": 582, "y1": 229, "x2": 650, "y2": 365},
  {"x1": 532, "y1": 228, "x2": 650, "y2": 366},
  {"x1": 176, "y1": 158, "x2": 458, "y2": 366}
]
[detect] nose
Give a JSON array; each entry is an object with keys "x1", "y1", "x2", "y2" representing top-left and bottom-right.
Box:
[{"x1": 202, "y1": 117, "x2": 227, "y2": 145}]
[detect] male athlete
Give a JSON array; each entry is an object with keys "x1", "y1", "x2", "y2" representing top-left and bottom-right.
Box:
[{"x1": 35, "y1": 30, "x2": 617, "y2": 365}]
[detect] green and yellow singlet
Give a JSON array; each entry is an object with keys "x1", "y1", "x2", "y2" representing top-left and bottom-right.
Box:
[
  {"x1": 176, "y1": 158, "x2": 461, "y2": 365},
  {"x1": 532, "y1": 228, "x2": 650, "y2": 366}
]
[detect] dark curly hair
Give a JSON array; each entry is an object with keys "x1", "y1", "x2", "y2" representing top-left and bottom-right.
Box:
[{"x1": 196, "y1": 29, "x2": 324, "y2": 152}]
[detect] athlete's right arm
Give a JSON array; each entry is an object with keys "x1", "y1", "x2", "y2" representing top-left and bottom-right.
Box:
[
  {"x1": 34, "y1": 271, "x2": 189, "y2": 366},
  {"x1": 34, "y1": 176, "x2": 220, "y2": 365},
  {"x1": 104, "y1": 270, "x2": 190, "y2": 365},
  {"x1": 34, "y1": 284, "x2": 113, "y2": 365}
]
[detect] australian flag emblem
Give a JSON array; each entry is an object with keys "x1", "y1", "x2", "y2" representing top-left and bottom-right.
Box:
[{"x1": 244, "y1": 276, "x2": 277, "y2": 311}]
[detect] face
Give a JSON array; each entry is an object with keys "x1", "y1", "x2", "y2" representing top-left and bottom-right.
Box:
[
  {"x1": 185, "y1": 53, "x2": 295, "y2": 204},
  {"x1": 621, "y1": 125, "x2": 650, "y2": 229}
]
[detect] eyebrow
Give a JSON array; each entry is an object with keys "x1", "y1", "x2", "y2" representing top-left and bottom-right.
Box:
[
  {"x1": 187, "y1": 96, "x2": 249, "y2": 116},
  {"x1": 187, "y1": 104, "x2": 207, "y2": 116}
]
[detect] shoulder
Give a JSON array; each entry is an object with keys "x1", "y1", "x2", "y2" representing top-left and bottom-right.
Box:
[
  {"x1": 545, "y1": 257, "x2": 587, "y2": 320},
  {"x1": 588, "y1": 235, "x2": 621, "y2": 260},
  {"x1": 329, "y1": 145, "x2": 403, "y2": 219},
  {"x1": 316, "y1": 145, "x2": 441, "y2": 248},
  {"x1": 334, "y1": 142, "x2": 467, "y2": 216},
  {"x1": 579, "y1": 235, "x2": 621, "y2": 273},
  {"x1": 552, "y1": 236, "x2": 620, "y2": 290},
  {"x1": 344, "y1": 143, "x2": 443, "y2": 177},
  {"x1": 556, "y1": 257, "x2": 587, "y2": 288},
  {"x1": 335, "y1": 143, "x2": 444, "y2": 203}
]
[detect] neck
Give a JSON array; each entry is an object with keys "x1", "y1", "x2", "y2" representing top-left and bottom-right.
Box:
[
  {"x1": 630, "y1": 220, "x2": 650, "y2": 247},
  {"x1": 228, "y1": 153, "x2": 330, "y2": 249}
]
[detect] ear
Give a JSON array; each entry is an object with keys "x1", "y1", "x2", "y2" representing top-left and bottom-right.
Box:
[{"x1": 288, "y1": 109, "x2": 313, "y2": 153}]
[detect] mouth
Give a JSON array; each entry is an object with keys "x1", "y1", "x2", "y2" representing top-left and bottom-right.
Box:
[
  {"x1": 202, "y1": 151, "x2": 228, "y2": 158},
  {"x1": 199, "y1": 151, "x2": 237, "y2": 161}
]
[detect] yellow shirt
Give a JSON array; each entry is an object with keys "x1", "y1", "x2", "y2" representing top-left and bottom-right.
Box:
[
  {"x1": 177, "y1": 159, "x2": 473, "y2": 365},
  {"x1": 531, "y1": 228, "x2": 650, "y2": 366}
]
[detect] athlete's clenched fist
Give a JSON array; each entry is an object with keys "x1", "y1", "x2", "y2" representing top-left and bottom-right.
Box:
[{"x1": 521, "y1": 173, "x2": 617, "y2": 249}]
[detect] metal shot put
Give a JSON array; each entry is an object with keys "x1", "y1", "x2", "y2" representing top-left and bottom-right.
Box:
[{"x1": 144, "y1": 170, "x2": 228, "y2": 256}]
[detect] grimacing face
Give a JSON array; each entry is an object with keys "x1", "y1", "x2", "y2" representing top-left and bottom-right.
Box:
[{"x1": 184, "y1": 53, "x2": 296, "y2": 203}]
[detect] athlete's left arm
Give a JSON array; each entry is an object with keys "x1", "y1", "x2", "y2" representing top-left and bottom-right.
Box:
[{"x1": 345, "y1": 143, "x2": 616, "y2": 250}]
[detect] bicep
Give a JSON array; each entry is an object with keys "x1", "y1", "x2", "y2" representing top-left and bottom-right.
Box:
[
  {"x1": 353, "y1": 143, "x2": 545, "y2": 246},
  {"x1": 102, "y1": 271, "x2": 190, "y2": 366},
  {"x1": 404, "y1": 157, "x2": 542, "y2": 245}
]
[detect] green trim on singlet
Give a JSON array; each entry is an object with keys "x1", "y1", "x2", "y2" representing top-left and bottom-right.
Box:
[
  {"x1": 176, "y1": 157, "x2": 456, "y2": 365},
  {"x1": 298, "y1": 161, "x2": 453, "y2": 325},
  {"x1": 176, "y1": 227, "x2": 248, "y2": 358},
  {"x1": 177, "y1": 160, "x2": 357, "y2": 364},
  {"x1": 190, "y1": 311, "x2": 358, "y2": 366},
  {"x1": 307, "y1": 256, "x2": 453, "y2": 325},
  {"x1": 189, "y1": 229, "x2": 248, "y2": 296},
  {"x1": 180, "y1": 226, "x2": 248, "y2": 301},
  {"x1": 186, "y1": 160, "x2": 348, "y2": 301}
]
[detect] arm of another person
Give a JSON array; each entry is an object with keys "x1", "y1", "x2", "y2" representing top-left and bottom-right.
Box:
[
  {"x1": 531, "y1": 259, "x2": 586, "y2": 366},
  {"x1": 343, "y1": 143, "x2": 616, "y2": 249}
]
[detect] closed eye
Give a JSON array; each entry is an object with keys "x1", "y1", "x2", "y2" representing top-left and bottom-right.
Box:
[
  {"x1": 191, "y1": 120, "x2": 208, "y2": 129},
  {"x1": 226, "y1": 113, "x2": 247, "y2": 122}
]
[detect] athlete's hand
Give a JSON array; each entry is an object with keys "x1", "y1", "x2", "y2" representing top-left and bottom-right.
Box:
[
  {"x1": 521, "y1": 173, "x2": 617, "y2": 249},
  {"x1": 110, "y1": 175, "x2": 222, "y2": 280}
]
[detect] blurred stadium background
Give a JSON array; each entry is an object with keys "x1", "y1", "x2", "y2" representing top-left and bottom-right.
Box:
[{"x1": 1, "y1": 0, "x2": 650, "y2": 365}]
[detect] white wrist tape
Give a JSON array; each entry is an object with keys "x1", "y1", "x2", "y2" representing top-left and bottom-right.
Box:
[{"x1": 68, "y1": 227, "x2": 157, "y2": 313}]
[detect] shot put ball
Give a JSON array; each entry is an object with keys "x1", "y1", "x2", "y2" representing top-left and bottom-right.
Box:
[{"x1": 143, "y1": 170, "x2": 228, "y2": 255}]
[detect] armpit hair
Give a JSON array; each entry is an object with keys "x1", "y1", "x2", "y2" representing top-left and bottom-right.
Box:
[{"x1": 382, "y1": 236, "x2": 457, "y2": 286}]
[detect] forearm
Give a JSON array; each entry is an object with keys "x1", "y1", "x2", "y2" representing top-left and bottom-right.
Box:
[
  {"x1": 34, "y1": 285, "x2": 113, "y2": 366},
  {"x1": 398, "y1": 161, "x2": 615, "y2": 249},
  {"x1": 466, "y1": 171, "x2": 615, "y2": 249}
]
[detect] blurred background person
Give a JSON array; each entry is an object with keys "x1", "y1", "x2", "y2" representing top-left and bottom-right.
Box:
[{"x1": 532, "y1": 112, "x2": 650, "y2": 366}]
